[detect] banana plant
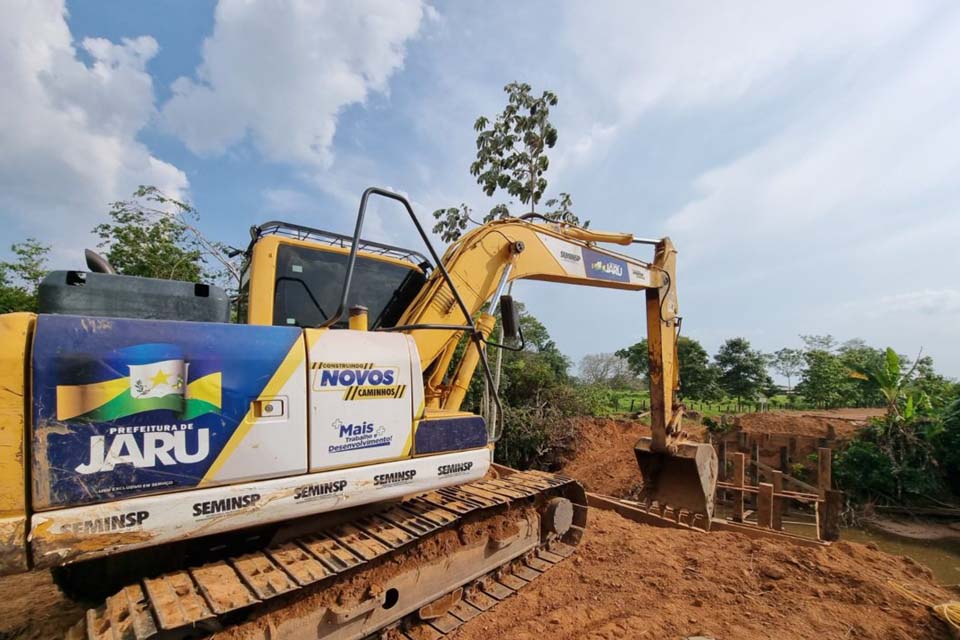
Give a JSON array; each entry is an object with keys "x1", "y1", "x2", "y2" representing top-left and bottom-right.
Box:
[{"x1": 848, "y1": 347, "x2": 920, "y2": 417}]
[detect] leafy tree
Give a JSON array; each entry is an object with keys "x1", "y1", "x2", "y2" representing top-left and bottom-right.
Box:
[
  {"x1": 94, "y1": 186, "x2": 240, "y2": 288},
  {"x1": 769, "y1": 348, "x2": 804, "y2": 392},
  {"x1": 796, "y1": 350, "x2": 847, "y2": 408},
  {"x1": 472, "y1": 81, "x2": 557, "y2": 212},
  {"x1": 713, "y1": 337, "x2": 770, "y2": 410},
  {"x1": 936, "y1": 398, "x2": 960, "y2": 495},
  {"x1": 800, "y1": 334, "x2": 837, "y2": 352},
  {"x1": 616, "y1": 336, "x2": 721, "y2": 400},
  {"x1": 578, "y1": 352, "x2": 635, "y2": 388},
  {"x1": 909, "y1": 355, "x2": 959, "y2": 410},
  {"x1": 835, "y1": 352, "x2": 945, "y2": 504},
  {"x1": 0, "y1": 238, "x2": 50, "y2": 313},
  {"x1": 432, "y1": 83, "x2": 586, "y2": 242},
  {"x1": 837, "y1": 340, "x2": 885, "y2": 407}
]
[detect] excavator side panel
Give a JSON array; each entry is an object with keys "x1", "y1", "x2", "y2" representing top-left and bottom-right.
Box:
[
  {"x1": 0, "y1": 313, "x2": 33, "y2": 574},
  {"x1": 30, "y1": 315, "x2": 308, "y2": 511}
]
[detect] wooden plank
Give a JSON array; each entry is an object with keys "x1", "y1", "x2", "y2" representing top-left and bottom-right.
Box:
[
  {"x1": 771, "y1": 470, "x2": 784, "y2": 531},
  {"x1": 755, "y1": 459, "x2": 820, "y2": 493},
  {"x1": 732, "y1": 452, "x2": 745, "y2": 523},
  {"x1": 756, "y1": 482, "x2": 774, "y2": 529},
  {"x1": 818, "y1": 447, "x2": 832, "y2": 499},
  {"x1": 818, "y1": 489, "x2": 843, "y2": 541}
]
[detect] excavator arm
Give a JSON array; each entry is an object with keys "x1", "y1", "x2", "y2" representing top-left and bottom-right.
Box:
[{"x1": 397, "y1": 216, "x2": 717, "y2": 519}]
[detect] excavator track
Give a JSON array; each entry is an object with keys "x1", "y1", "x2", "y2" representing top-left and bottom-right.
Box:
[{"x1": 65, "y1": 470, "x2": 587, "y2": 640}]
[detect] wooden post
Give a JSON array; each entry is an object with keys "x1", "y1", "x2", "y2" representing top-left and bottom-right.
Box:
[
  {"x1": 771, "y1": 470, "x2": 783, "y2": 530},
  {"x1": 750, "y1": 441, "x2": 760, "y2": 507},
  {"x1": 818, "y1": 489, "x2": 843, "y2": 541},
  {"x1": 779, "y1": 446, "x2": 789, "y2": 472},
  {"x1": 818, "y1": 447, "x2": 832, "y2": 499},
  {"x1": 757, "y1": 482, "x2": 774, "y2": 529},
  {"x1": 737, "y1": 431, "x2": 748, "y2": 451},
  {"x1": 718, "y1": 439, "x2": 728, "y2": 481},
  {"x1": 732, "y1": 452, "x2": 745, "y2": 523}
]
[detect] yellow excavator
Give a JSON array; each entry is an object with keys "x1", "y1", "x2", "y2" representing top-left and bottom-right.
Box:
[{"x1": 0, "y1": 187, "x2": 716, "y2": 639}]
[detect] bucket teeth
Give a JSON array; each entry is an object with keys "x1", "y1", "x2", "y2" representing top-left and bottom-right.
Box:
[{"x1": 634, "y1": 436, "x2": 718, "y2": 520}]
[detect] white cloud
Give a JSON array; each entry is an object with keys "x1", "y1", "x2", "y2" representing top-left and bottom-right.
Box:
[
  {"x1": 862, "y1": 290, "x2": 960, "y2": 318},
  {"x1": 0, "y1": 0, "x2": 187, "y2": 254},
  {"x1": 664, "y1": 6, "x2": 960, "y2": 267},
  {"x1": 162, "y1": 0, "x2": 428, "y2": 170},
  {"x1": 566, "y1": 1, "x2": 922, "y2": 119}
]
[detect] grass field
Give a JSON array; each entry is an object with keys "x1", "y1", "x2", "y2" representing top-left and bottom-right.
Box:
[{"x1": 598, "y1": 389, "x2": 814, "y2": 417}]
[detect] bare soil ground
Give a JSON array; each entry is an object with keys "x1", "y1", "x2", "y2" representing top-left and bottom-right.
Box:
[
  {"x1": 2, "y1": 409, "x2": 942, "y2": 640},
  {"x1": 0, "y1": 569, "x2": 83, "y2": 639},
  {"x1": 450, "y1": 508, "x2": 954, "y2": 640},
  {"x1": 2, "y1": 509, "x2": 952, "y2": 640},
  {"x1": 734, "y1": 409, "x2": 883, "y2": 440}
]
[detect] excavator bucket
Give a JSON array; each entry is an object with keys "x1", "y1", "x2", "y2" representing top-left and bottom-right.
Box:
[{"x1": 634, "y1": 437, "x2": 718, "y2": 522}]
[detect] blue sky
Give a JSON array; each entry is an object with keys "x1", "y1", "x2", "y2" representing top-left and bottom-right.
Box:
[{"x1": 3, "y1": 1, "x2": 960, "y2": 377}]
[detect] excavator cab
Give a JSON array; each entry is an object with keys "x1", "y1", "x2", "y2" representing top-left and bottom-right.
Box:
[{"x1": 239, "y1": 221, "x2": 431, "y2": 329}]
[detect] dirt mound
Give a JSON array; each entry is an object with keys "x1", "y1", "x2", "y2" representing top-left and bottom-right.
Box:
[
  {"x1": 735, "y1": 410, "x2": 881, "y2": 440},
  {"x1": 558, "y1": 417, "x2": 648, "y2": 497},
  {"x1": 450, "y1": 508, "x2": 953, "y2": 640}
]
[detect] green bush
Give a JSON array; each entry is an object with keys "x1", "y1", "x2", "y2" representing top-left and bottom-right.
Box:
[
  {"x1": 935, "y1": 398, "x2": 960, "y2": 495},
  {"x1": 834, "y1": 439, "x2": 896, "y2": 500}
]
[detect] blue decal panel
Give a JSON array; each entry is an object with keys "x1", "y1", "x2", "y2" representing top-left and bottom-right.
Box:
[
  {"x1": 32, "y1": 315, "x2": 302, "y2": 509},
  {"x1": 582, "y1": 247, "x2": 630, "y2": 283},
  {"x1": 414, "y1": 416, "x2": 488, "y2": 455}
]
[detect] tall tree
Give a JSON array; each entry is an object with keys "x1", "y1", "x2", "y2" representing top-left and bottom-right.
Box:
[
  {"x1": 837, "y1": 339, "x2": 885, "y2": 406},
  {"x1": 0, "y1": 238, "x2": 50, "y2": 313},
  {"x1": 94, "y1": 186, "x2": 240, "y2": 287},
  {"x1": 617, "y1": 336, "x2": 721, "y2": 400},
  {"x1": 800, "y1": 334, "x2": 837, "y2": 352},
  {"x1": 432, "y1": 83, "x2": 585, "y2": 243},
  {"x1": 714, "y1": 337, "x2": 770, "y2": 410},
  {"x1": 796, "y1": 350, "x2": 847, "y2": 408},
  {"x1": 578, "y1": 352, "x2": 635, "y2": 388},
  {"x1": 769, "y1": 347, "x2": 804, "y2": 392}
]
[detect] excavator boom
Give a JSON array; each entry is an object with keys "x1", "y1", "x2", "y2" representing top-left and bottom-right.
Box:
[{"x1": 396, "y1": 214, "x2": 717, "y2": 519}]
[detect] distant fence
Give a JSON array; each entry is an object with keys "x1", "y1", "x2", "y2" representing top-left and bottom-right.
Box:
[{"x1": 609, "y1": 397, "x2": 882, "y2": 415}]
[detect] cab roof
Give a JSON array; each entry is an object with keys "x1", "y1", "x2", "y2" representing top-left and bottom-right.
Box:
[{"x1": 248, "y1": 220, "x2": 431, "y2": 270}]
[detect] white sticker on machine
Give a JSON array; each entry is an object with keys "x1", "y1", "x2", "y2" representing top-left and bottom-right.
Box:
[{"x1": 306, "y1": 330, "x2": 418, "y2": 471}]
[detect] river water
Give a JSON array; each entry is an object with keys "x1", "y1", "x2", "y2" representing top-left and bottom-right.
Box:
[{"x1": 840, "y1": 526, "x2": 960, "y2": 585}]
